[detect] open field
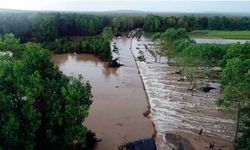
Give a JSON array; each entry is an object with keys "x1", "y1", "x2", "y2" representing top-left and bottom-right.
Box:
[{"x1": 189, "y1": 30, "x2": 250, "y2": 39}]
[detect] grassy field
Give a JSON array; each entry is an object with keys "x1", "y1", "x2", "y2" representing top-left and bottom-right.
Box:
[{"x1": 189, "y1": 30, "x2": 250, "y2": 39}]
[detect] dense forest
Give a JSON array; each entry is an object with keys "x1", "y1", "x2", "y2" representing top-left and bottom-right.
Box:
[
  {"x1": 143, "y1": 15, "x2": 250, "y2": 32},
  {"x1": 154, "y1": 28, "x2": 250, "y2": 149},
  {"x1": 0, "y1": 13, "x2": 144, "y2": 42},
  {"x1": 0, "y1": 12, "x2": 250, "y2": 42}
]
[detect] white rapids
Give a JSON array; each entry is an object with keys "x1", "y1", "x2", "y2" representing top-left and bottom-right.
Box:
[{"x1": 129, "y1": 36, "x2": 235, "y2": 149}]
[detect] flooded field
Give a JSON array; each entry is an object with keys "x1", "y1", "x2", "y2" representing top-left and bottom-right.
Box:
[{"x1": 53, "y1": 36, "x2": 154, "y2": 150}]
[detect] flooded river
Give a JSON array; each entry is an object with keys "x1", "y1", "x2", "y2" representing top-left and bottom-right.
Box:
[
  {"x1": 53, "y1": 35, "x2": 236, "y2": 150},
  {"x1": 53, "y1": 37, "x2": 154, "y2": 150},
  {"x1": 131, "y1": 36, "x2": 235, "y2": 149}
]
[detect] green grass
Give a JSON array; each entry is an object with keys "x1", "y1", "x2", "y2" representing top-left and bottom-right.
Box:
[{"x1": 189, "y1": 30, "x2": 250, "y2": 39}]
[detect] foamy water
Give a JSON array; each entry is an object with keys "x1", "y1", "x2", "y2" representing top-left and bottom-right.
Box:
[{"x1": 130, "y1": 36, "x2": 235, "y2": 149}]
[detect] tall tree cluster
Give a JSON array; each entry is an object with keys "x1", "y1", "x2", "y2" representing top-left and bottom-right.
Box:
[
  {"x1": 0, "y1": 12, "x2": 144, "y2": 42},
  {"x1": 218, "y1": 43, "x2": 250, "y2": 149},
  {"x1": 44, "y1": 27, "x2": 113, "y2": 61},
  {"x1": 0, "y1": 34, "x2": 94, "y2": 150},
  {"x1": 143, "y1": 15, "x2": 250, "y2": 32}
]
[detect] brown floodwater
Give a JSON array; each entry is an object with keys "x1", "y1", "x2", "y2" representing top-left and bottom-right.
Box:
[
  {"x1": 53, "y1": 35, "x2": 235, "y2": 150},
  {"x1": 52, "y1": 36, "x2": 154, "y2": 150}
]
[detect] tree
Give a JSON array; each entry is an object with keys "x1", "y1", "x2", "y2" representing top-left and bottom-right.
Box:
[
  {"x1": 0, "y1": 33, "x2": 24, "y2": 58},
  {"x1": 197, "y1": 17, "x2": 208, "y2": 29},
  {"x1": 0, "y1": 34, "x2": 93, "y2": 150},
  {"x1": 112, "y1": 17, "x2": 121, "y2": 32},
  {"x1": 165, "y1": 17, "x2": 177, "y2": 28},
  {"x1": 143, "y1": 15, "x2": 162, "y2": 32},
  {"x1": 218, "y1": 43, "x2": 250, "y2": 149},
  {"x1": 155, "y1": 28, "x2": 190, "y2": 65},
  {"x1": 187, "y1": 16, "x2": 197, "y2": 31},
  {"x1": 176, "y1": 17, "x2": 188, "y2": 29},
  {"x1": 159, "y1": 28, "x2": 189, "y2": 42},
  {"x1": 181, "y1": 44, "x2": 204, "y2": 95},
  {"x1": 38, "y1": 16, "x2": 58, "y2": 42},
  {"x1": 208, "y1": 16, "x2": 224, "y2": 30},
  {"x1": 102, "y1": 27, "x2": 113, "y2": 41}
]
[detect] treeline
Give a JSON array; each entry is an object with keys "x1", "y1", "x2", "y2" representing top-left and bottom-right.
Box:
[
  {"x1": 44, "y1": 27, "x2": 113, "y2": 61},
  {"x1": 0, "y1": 13, "x2": 110, "y2": 41},
  {"x1": 1, "y1": 12, "x2": 250, "y2": 42},
  {"x1": 143, "y1": 15, "x2": 250, "y2": 32},
  {"x1": 0, "y1": 12, "x2": 144, "y2": 42},
  {"x1": 156, "y1": 28, "x2": 250, "y2": 149},
  {"x1": 0, "y1": 34, "x2": 97, "y2": 149}
]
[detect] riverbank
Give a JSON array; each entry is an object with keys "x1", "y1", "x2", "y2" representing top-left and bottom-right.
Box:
[{"x1": 189, "y1": 30, "x2": 250, "y2": 39}]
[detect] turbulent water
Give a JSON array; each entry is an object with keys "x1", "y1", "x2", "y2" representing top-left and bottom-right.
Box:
[
  {"x1": 53, "y1": 35, "x2": 236, "y2": 150},
  {"x1": 130, "y1": 36, "x2": 235, "y2": 149}
]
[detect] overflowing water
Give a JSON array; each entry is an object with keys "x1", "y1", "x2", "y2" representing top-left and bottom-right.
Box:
[
  {"x1": 53, "y1": 35, "x2": 236, "y2": 150},
  {"x1": 130, "y1": 36, "x2": 235, "y2": 149}
]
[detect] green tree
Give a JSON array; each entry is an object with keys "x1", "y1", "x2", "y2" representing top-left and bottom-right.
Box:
[
  {"x1": 159, "y1": 28, "x2": 189, "y2": 42},
  {"x1": 38, "y1": 16, "x2": 58, "y2": 42},
  {"x1": 102, "y1": 27, "x2": 113, "y2": 41},
  {"x1": 218, "y1": 43, "x2": 250, "y2": 149},
  {"x1": 187, "y1": 16, "x2": 197, "y2": 31},
  {"x1": 112, "y1": 18, "x2": 121, "y2": 32},
  {"x1": 0, "y1": 34, "x2": 93, "y2": 150},
  {"x1": 181, "y1": 44, "x2": 203, "y2": 95},
  {"x1": 208, "y1": 16, "x2": 224, "y2": 30},
  {"x1": 197, "y1": 17, "x2": 208, "y2": 29},
  {"x1": 143, "y1": 15, "x2": 162, "y2": 32}
]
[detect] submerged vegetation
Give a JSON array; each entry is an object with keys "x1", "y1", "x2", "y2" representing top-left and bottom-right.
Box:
[
  {"x1": 155, "y1": 28, "x2": 250, "y2": 149},
  {"x1": 45, "y1": 27, "x2": 113, "y2": 61}
]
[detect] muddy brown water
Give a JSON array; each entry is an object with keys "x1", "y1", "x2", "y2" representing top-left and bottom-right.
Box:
[
  {"x1": 52, "y1": 36, "x2": 154, "y2": 150},
  {"x1": 53, "y1": 35, "x2": 236, "y2": 150}
]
